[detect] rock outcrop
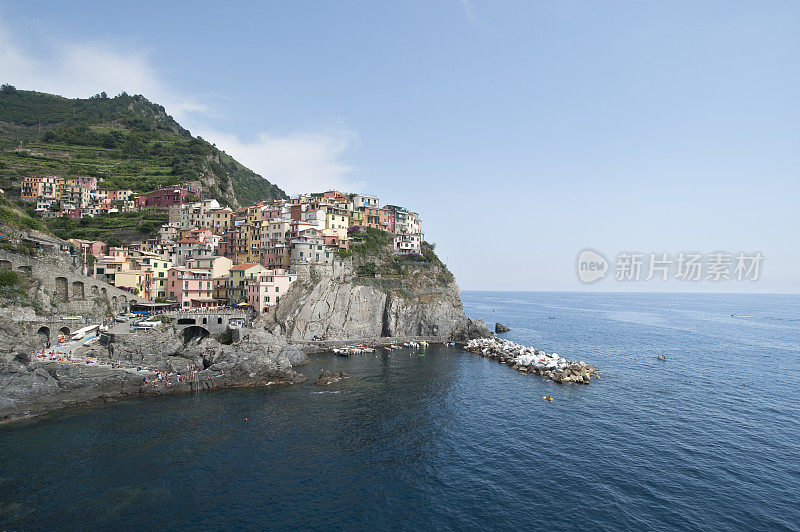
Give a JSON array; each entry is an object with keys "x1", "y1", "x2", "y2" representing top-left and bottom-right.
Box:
[
  {"x1": 495, "y1": 323, "x2": 511, "y2": 333},
  {"x1": 0, "y1": 321, "x2": 308, "y2": 423},
  {"x1": 463, "y1": 337, "x2": 598, "y2": 384},
  {"x1": 315, "y1": 370, "x2": 349, "y2": 386},
  {"x1": 263, "y1": 263, "x2": 491, "y2": 342}
]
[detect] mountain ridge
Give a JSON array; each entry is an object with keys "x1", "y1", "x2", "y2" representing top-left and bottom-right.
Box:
[{"x1": 0, "y1": 85, "x2": 286, "y2": 208}]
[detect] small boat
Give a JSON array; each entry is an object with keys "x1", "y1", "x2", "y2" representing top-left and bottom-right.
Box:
[
  {"x1": 656, "y1": 354, "x2": 667, "y2": 361},
  {"x1": 548, "y1": 316, "x2": 556, "y2": 320}
]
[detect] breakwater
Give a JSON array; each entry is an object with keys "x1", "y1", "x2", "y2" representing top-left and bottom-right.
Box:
[{"x1": 463, "y1": 337, "x2": 597, "y2": 383}]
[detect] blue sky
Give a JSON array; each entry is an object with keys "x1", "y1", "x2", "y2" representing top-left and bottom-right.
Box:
[{"x1": 1, "y1": 1, "x2": 798, "y2": 292}]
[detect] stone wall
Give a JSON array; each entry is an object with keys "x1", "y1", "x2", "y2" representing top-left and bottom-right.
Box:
[
  {"x1": 0, "y1": 249, "x2": 143, "y2": 318},
  {"x1": 290, "y1": 258, "x2": 352, "y2": 282}
]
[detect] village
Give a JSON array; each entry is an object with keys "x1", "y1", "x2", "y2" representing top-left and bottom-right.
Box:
[{"x1": 18, "y1": 176, "x2": 424, "y2": 314}]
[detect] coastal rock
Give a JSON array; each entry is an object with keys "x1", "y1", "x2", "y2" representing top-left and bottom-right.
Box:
[
  {"x1": 315, "y1": 370, "x2": 349, "y2": 386},
  {"x1": 495, "y1": 323, "x2": 511, "y2": 333},
  {"x1": 264, "y1": 271, "x2": 490, "y2": 342},
  {"x1": 463, "y1": 337, "x2": 597, "y2": 384},
  {"x1": 0, "y1": 320, "x2": 308, "y2": 423}
]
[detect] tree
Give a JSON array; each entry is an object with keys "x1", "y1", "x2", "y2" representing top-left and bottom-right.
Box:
[
  {"x1": 0, "y1": 84, "x2": 16, "y2": 94},
  {"x1": 357, "y1": 262, "x2": 377, "y2": 277},
  {"x1": 103, "y1": 130, "x2": 124, "y2": 148}
]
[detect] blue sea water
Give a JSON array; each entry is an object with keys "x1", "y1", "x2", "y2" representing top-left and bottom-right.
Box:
[{"x1": 0, "y1": 292, "x2": 798, "y2": 530}]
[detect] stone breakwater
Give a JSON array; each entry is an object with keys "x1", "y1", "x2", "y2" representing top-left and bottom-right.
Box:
[{"x1": 463, "y1": 337, "x2": 597, "y2": 384}]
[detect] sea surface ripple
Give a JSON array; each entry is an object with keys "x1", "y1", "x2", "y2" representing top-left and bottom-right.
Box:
[{"x1": 0, "y1": 292, "x2": 798, "y2": 530}]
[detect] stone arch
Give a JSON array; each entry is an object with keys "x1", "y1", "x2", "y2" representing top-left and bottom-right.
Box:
[
  {"x1": 101, "y1": 287, "x2": 107, "y2": 297},
  {"x1": 55, "y1": 277, "x2": 69, "y2": 302},
  {"x1": 37, "y1": 326, "x2": 50, "y2": 345},
  {"x1": 91, "y1": 285, "x2": 99, "y2": 296},
  {"x1": 17, "y1": 265, "x2": 32, "y2": 275},
  {"x1": 0, "y1": 259, "x2": 12, "y2": 270},
  {"x1": 71, "y1": 281, "x2": 85, "y2": 300},
  {"x1": 57, "y1": 327, "x2": 71, "y2": 342},
  {"x1": 202, "y1": 317, "x2": 207, "y2": 324},
  {"x1": 182, "y1": 325, "x2": 209, "y2": 344}
]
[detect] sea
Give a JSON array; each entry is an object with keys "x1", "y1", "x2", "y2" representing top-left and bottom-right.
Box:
[{"x1": 0, "y1": 292, "x2": 798, "y2": 531}]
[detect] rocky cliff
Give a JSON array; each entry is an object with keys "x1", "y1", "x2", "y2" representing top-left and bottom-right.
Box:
[
  {"x1": 0, "y1": 321, "x2": 307, "y2": 423},
  {"x1": 264, "y1": 260, "x2": 490, "y2": 342}
]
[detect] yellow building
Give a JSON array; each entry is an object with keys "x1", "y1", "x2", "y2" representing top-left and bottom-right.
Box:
[
  {"x1": 228, "y1": 263, "x2": 267, "y2": 303},
  {"x1": 113, "y1": 270, "x2": 153, "y2": 300},
  {"x1": 325, "y1": 210, "x2": 350, "y2": 241}
]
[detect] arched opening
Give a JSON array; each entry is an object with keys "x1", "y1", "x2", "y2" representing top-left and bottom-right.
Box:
[
  {"x1": 17, "y1": 265, "x2": 32, "y2": 275},
  {"x1": 91, "y1": 285, "x2": 99, "y2": 295},
  {"x1": 182, "y1": 326, "x2": 209, "y2": 344},
  {"x1": 111, "y1": 296, "x2": 118, "y2": 310},
  {"x1": 55, "y1": 277, "x2": 69, "y2": 302},
  {"x1": 0, "y1": 260, "x2": 11, "y2": 270},
  {"x1": 101, "y1": 287, "x2": 107, "y2": 297},
  {"x1": 37, "y1": 326, "x2": 50, "y2": 345},
  {"x1": 177, "y1": 318, "x2": 196, "y2": 325},
  {"x1": 71, "y1": 281, "x2": 85, "y2": 300},
  {"x1": 57, "y1": 327, "x2": 71, "y2": 343},
  {"x1": 202, "y1": 317, "x2": 207, "y2": 324}
]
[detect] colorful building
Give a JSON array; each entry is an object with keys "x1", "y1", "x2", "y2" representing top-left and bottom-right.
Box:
[
  {"x1": 167, "y1": 267, "x2": 215, "y2": 308},
  {"x1": 246, "y1": 269, "x2": 297, "y2": 313}
]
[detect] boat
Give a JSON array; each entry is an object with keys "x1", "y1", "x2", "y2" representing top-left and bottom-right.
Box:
[
  {"x1": 656, "y1": 354, "x2": 667, "y2": 361},
  {"x1": 70, "y1": 324, "x2": 99, "y2": 341}
]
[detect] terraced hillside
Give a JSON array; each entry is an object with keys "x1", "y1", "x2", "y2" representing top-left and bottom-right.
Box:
[{"x1": 0, "y1": 86, "x2": 286, "y2": 208}]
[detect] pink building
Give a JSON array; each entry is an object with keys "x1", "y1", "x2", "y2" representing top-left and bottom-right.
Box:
[
  {"x1": 72, "y1": 176, "x2": 98, "y2": 190},
  {"x1": 323, "y1": 190, "x2": 348, "y2": 202},
  {"x1": 246, "y1": 269, "x2": 297, "y2": 313},
  {"x1": 138, "y1": 185, "x2": 200, "y2": 208},
  {"x1": 73, "y1": 239, "x2": 108, "y2": 257},
  {"x1": 167, "y1": 267, "x2": 215, "y2": 308}
]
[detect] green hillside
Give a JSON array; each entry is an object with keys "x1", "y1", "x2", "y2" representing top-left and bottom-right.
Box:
[{"x1": 0, "y1": 85, "x2": 286, "y2": 207}]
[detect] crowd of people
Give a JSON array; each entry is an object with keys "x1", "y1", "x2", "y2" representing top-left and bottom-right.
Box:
[{"x1": 35, "y1": 348, "x2": 97, "y2": 365}]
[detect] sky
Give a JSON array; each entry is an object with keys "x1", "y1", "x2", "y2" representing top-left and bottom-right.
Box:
[{"x1": 1, "y1": 1, "x2": 798, "y2": 292}]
